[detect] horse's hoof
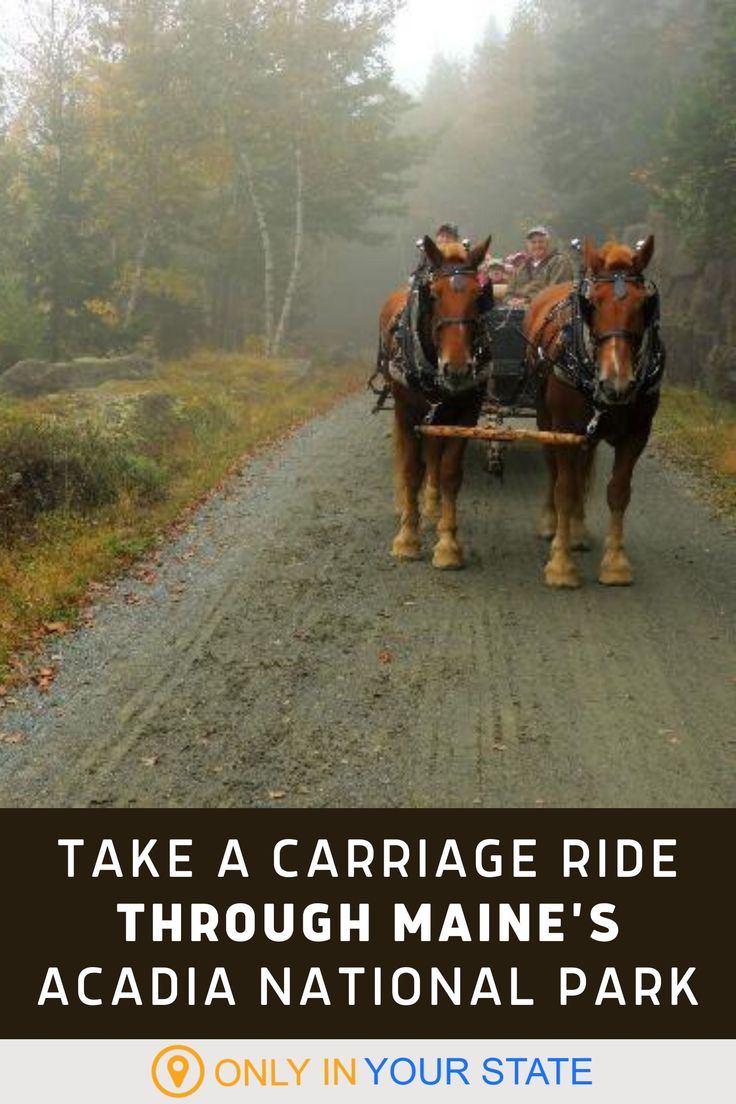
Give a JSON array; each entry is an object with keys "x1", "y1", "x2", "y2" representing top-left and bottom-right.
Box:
[
  {"x1": 392, "y1": 537, "x2": 422, "y2": 561},
  {"x1": 544, "y1": 561, "x2": 581, "y2": 589},
  {"x1": 598, "y1": 561, "x2": 633, "y2": 586},
  {"x1": 432, "y1": 543, "x2": 464, "y2": 570}
]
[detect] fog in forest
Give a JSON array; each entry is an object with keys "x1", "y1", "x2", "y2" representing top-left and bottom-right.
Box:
[{"x1": 0, "y1": 0, "x2": 732, "y2": 364}]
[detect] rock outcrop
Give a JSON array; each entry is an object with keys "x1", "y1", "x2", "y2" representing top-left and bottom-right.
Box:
[{"x1": 0, "y1": 354, "x2": 157, "y2": 398}]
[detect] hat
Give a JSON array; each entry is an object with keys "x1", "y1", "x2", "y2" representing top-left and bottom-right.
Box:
[{"x1": 526, "y1": 225, "x2": 550, "y2": 239}]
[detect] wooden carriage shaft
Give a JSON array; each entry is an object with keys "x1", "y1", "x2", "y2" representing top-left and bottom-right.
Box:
[{"x1": 417, "y1": 425, "x2": 586, "y2": 446}]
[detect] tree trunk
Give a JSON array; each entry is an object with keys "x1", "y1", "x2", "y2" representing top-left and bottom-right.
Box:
[
  {"x1": 272, "y1": 145, "x2": 304, "y2": 358},
  {"x1": 124, "y1": 224, "x2": 151, "y2": 328},
  {"x1": 241, "y1": 150, "x2": 275, "y2": 355}
]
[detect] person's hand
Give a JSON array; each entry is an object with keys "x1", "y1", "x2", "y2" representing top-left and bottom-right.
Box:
[{"x1": 506, "y1": 296, "x2": 528, "y2": 308}]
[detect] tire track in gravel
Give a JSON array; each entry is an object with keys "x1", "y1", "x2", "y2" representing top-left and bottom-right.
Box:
[{"x1": 0, "y1": 392, "x2": 734, "y2": 808}]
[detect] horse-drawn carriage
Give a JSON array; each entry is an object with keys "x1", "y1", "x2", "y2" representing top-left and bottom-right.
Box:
[{"x1": 375, "y1": 233, "x2": 664, "y2": 586}]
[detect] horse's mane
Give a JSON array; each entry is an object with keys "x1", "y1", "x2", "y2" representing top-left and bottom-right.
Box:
[
  {"x1": 439, "y1": 242, "x2": 468, "y2": 262},
  {"x1": 599, "y1": 241, "x2": 636, "y2": 271}
]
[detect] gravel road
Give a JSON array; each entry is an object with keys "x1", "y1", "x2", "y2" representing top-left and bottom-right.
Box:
[{"x1": 1, "y1": 393, "x2": 734, "y2": 808}]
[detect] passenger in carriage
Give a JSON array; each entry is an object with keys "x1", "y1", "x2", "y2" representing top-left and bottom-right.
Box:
[
  {"x1": 435, "y1": 222, "x2": 462, "y2": 247},
  {"x1": 411, "y1": 222, "x2": 463, "y2": 278},
  {"x1": 479, "y1": 252, "x2": 510, "y2": 295},
  {"x1": 504, "y1": 226, "x2": 574, "y2": 307}
]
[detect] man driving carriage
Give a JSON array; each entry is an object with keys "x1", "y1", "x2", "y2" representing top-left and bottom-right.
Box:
[{"x1": 504, "y1": 226, "x2": 574, "y2": 306}]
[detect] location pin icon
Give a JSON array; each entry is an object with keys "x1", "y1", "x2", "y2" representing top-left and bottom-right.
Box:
[{"x1": 167, "y1": 1055, "x2": 190, "y2": 1090}]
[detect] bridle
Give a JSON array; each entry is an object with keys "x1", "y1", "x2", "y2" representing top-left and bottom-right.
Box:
[
  {"x1": 388, "y1": 262, "x2": 494, "y2": 401},
  {"x1": 546, "y1": 267, "x2": 665, "y2": 412},
  {"x1": 430, "y1": 267, "x2": 486, "y2": 334},
  {"x1": 579, "y1": 270, "x2": 658, "y2": 348}
]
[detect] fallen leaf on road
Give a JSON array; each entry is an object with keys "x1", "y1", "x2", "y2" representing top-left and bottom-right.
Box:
[
  {"x1": 0, "y1": 732, "x2": 24, "y2": 744},
  {"x1": 140, "y1": 754, "x2": 160, "y2": 767},
  {"x1": 267, "y1": 789, "x2": 287, "y2": 800},
  {"x1": 43, "y1": 621, "x2": 68, "y2": 635},
  {"x1": 378, "y1": 649, "x2": 393, "y2": 664},
  {"x1": 33, "y1": 666, "x2": 57, "y2": 692},
  {"x1": 135, "y1": 568, "x2": 158, "y2": 585}
]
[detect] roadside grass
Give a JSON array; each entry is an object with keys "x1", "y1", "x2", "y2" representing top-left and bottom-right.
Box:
[
  {"x1": 0, "y1": 352, "x2": 362, "y2": 683},
  {"x1": 653, "y1": 385, "x2": 736, "y2": 516}
]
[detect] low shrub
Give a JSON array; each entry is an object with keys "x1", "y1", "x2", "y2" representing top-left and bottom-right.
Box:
[{"x1": 0, "y1": 416, "x2": 169, "y2": 540}]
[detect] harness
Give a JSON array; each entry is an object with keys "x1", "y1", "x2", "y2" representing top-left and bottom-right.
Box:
[
  {"x1": 537, "y1": 271, "x2": 665, "y2": 409},
  {"x1": 369, "y1": 265, "x2": 494, "y2": 416}
]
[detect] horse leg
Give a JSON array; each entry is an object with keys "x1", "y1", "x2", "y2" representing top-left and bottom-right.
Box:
[
  {"x1": 391, "y1": 407, "x2": 424, "y2": 560},
  {"x1": 598, "y1": 438, "x2": 645, "y2": 585},
  {"x1": 432, "y1": 438, "x2": 467, "y2": 569},
  {"x1": 537, "y1": 444, "x2": 557, "y2": 539},
  {"x1": 544, "y1": 447, "x2": 582, "y2": 588},
  {"x1": 570, "y1": 448, "x2": 595, "y2": 550},
  {"x1": 422, "y1": 436, "x2": 441, "y2": 527}
]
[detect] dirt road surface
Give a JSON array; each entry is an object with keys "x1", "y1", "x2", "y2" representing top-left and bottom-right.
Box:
[{"x1": 1, "y1": 394, "x2": 734, "y2": 808}]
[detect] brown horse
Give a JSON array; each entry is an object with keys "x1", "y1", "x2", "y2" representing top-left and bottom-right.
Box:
[
  {"x1": 525, "y1": 236, "x2": 664, "y2": 587},
  {"x1": 378, "y1": 234, "x2": 492, "y2": 568}
]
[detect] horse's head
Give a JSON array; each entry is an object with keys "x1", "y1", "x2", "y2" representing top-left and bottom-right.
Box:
[
  {"x1": 580, "y1": 235, "x2": 658, "y2": 403},
  {"x1": 422, "y1": 234, "x2": 492, "y2": 389}
]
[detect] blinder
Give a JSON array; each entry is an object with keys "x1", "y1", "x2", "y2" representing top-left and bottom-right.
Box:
[
  {"x1": 577, "y1": 278, "x2": 594, "y2": 325},
  {"x1": 429, "y1": 263, "x2": 490, "y2": 343},
  {"x1": 577, "y1": 272, "x2": 660, "y2": 338},
  {"x1": 389, "y1": 262, "x2": 493, "y2": 397},
  {"x1": 554, "y1": 271, "x2": 665, "y2": 406}
]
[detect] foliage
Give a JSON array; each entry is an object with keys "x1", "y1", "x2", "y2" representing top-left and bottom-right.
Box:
[
  {"x1": 0, "y1": 415, "x2": 167, "y2": 539},
  {"x1": 530, "y1": 0, "x2": 705, "y2": 239},
  {"x1": 0, "y1": 0, "x2": 414, "y2": 358},
  {"x1": 0, "y1": 272, "x2": 46, "y2": 369},
  {"x1": 654, "y1": 385, "x2": 736, "y2": 515},
  {"x1": 645, "y1": 0, "x2": 736, "y2": 257},
  {"x1": 398, "y1": 0, "x2": 728, "y2": 255}
]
